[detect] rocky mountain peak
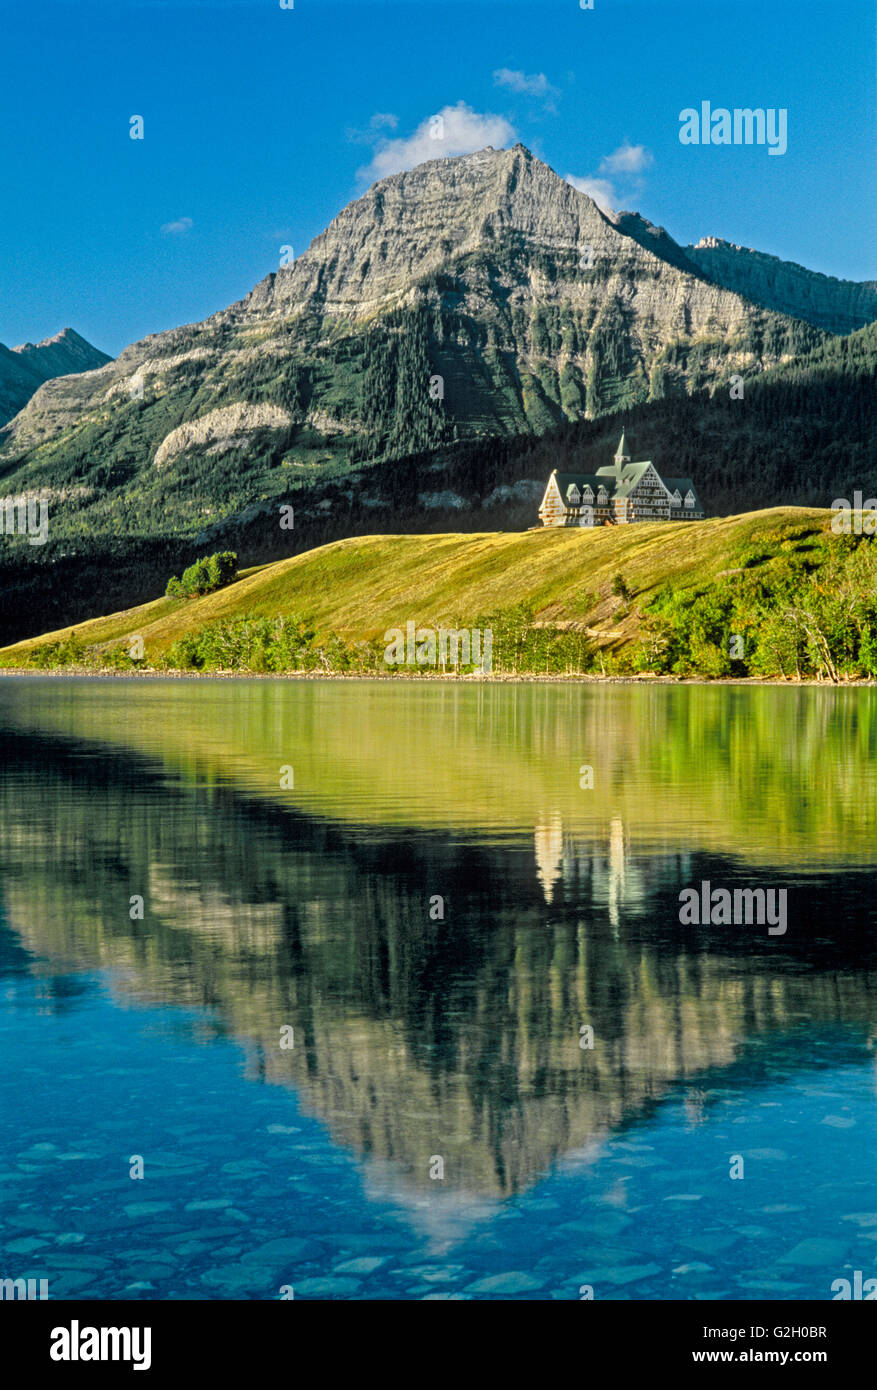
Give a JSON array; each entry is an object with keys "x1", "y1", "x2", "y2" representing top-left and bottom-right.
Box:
[
  {"x1": 693, "y1": 236, "x2": 739, "y2": 252},
  {"x1": 14, "y1": 326, "x2": 81, "y2": 352},
  {"x1": 242, "y1": 143, "x2": 612, "y2": 322},
  {"x1": 0, "y1": 326, "x2": 112, "y2": 428},
  {"x1": 11, "y1": 326, "x2": 112, "y2": 374}
]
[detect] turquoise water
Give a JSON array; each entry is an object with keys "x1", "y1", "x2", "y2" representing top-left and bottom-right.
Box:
[{"x1": 0, "y1": 678, "x2": 875, "y2": 1299}]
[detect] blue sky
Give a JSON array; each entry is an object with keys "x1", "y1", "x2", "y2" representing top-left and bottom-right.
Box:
[{"x1": 1, "y1": 0, "x2": 874, "y2": 356}]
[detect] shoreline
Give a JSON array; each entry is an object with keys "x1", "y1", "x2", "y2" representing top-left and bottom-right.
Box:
[{"x1": 0, "y1": 667, "x2": 872, "y2": 688}]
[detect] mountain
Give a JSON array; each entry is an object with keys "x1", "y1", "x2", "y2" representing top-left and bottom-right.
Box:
[
  {"x1": 0, "y1": 143, "x2": 873, "y2": 644},
  {"x1": 10, "y1": 326, "x2": 113, "y2": 380},
  {"x1": 0, "y1": 327, "x2": 112, "y2": 427},
  {"x1": 0, "y1": 146, "x2": 831, "y2": 489},
  {"x1": 684, "y1": 238, "x2": 877, "y2": 335}
]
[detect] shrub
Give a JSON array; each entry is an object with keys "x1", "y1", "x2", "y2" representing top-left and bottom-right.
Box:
[{"x1": 166, "y1": 551, "x2": 238, "y2": 599}]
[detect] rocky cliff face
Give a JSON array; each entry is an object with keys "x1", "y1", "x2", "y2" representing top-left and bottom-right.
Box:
[
  {"x1": 244, "y1": 144, "x2": 738, "y2": 328},
  {"x1": 686, "y1": 237, "x2": 877, "y2": 334},
  {"x1": 0, "y1": 327, "x2": 111, "y2": 428}
]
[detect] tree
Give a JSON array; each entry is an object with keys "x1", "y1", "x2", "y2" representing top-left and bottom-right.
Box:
[{"x1": 166, "y1": 551, "x2": 238, "y2": 599}]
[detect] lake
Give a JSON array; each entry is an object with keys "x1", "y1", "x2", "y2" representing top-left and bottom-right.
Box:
[{"x1": 1, "y1": 677, "x2": 875, "y2": 1300}]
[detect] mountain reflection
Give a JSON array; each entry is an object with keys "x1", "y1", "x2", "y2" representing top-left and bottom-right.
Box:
[{"x1": 1, "y1": 712, "x2": 875, "y2": 1199}]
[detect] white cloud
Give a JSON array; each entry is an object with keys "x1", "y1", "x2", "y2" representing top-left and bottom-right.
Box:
[
  {"x1": 346, "y1": 112, "x2": 401, "y2": 145},
  {"x1": 359, "y1": 102, "x2": 517, "y2": 182},
  {"x1": 565, "y1": 175, "x2": 616, "y2": 213},
  {"x1": 161, "y1": 216, "x2": 193, "y2": 236},
  {"x1": 600, "y1": 142, "x2": 653, "y2": 176},
  {"x1": 565, "y1": 143, "x2": 654, "y2": 213},
  {"x1": 493, "y1": 68, "x2": 557, "y2": 99}
]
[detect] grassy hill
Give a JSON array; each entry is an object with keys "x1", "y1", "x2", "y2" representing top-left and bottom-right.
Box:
[{"x1": 3, "y1": 506, "x2": 875, "y2": 682}]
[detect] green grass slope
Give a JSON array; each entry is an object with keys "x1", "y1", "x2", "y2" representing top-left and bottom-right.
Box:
[{"x1": 0, "y1": 508, "x2": 836, "y2": 671}]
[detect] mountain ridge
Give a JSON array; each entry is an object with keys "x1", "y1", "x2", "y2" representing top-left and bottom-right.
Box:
[
  {"x1": 0, "y1": 326, "x2": 112, "y2": 429},
  {"x1": 685, "y1": 237, "x2": 877, "y2": 334}
]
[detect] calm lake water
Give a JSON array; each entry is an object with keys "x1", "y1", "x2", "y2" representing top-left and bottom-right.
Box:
[{"x1": 1, "y1": 677, "x2": 875, "y2": 1301}]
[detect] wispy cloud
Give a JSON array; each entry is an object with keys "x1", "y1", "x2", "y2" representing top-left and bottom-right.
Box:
[
  {"x1": 346, "y1": 111, "x2": 399, "y2": 145},
  {"x1": 565, "y1": 142, "x2": 654, "y2": 213},
  {"x1": 160, "y1": 216, "x2": 193, "y2": 236},
  {"x1": 600, "y1": 142, "x2": 653, "y2": 176},
  {"x1": 359, "y1": 102, "x2": 517, "y2": 182},
  {"x1": 565, "y1": 175, "x2": 616, "y2": 213},
  {"x1": 493, "y1": 68, "x2": 559, "y2": 115},
  {"x1": 494, "y1": 68, "x2": 558, "y2": 100}
]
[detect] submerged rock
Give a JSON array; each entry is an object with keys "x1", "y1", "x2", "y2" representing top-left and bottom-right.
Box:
[
  {"x1": 241, "y1": 1237, "x2": 316, "y2": 1265},
  {"x1": 332, "y1": 1256, "x2": 387, "y2": 1275},
  {"x1": 293, "y1": 1276, "x2": 362, "y2": 1297},
  {"x1": 465, "y1": 1270, "x2": 545, "y2": 1294}
]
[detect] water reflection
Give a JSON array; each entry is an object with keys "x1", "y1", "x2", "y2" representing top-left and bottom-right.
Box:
[{"x1": 1, "y1": 679, "x2": 875, "y2": 1210}]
